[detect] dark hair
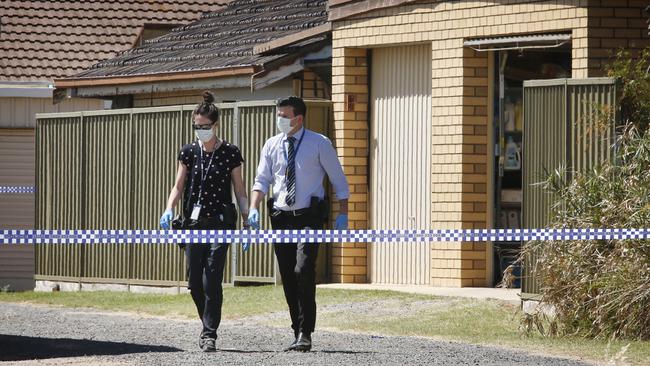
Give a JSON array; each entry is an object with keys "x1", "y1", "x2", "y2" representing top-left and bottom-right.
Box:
[
  {"x1": 193, "y1": 91, "x2": 219, "y2": 123},
  {"x1": 277, "y1": 96, "x2": 307, "y2": 118}
]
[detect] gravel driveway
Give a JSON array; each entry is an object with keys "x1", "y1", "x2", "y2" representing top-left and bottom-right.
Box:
[{"x1": 0, "y1": 303, "x2": 592, "y2": 365}]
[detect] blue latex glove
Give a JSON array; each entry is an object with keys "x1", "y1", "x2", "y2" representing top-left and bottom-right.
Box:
[
  {"x1": 247, "y1": 208, "x2": 260, "y2": 230},
  {"x1": 242, "y1": 241, "x2": 251, "y2": 252},
  {"x1": 159, "y1": 209, "x2": 173, "y2": 229},
  {"x1": 242, "y1": 220, "x2": 251, "y2": 252},
  {"x1": 335, "y1": 214, "x2": 348, "y2": 230}
]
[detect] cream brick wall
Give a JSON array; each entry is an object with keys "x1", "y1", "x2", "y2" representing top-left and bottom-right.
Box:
[
  {"x1": 333, "y1": 2, "x2": 590, "y2": 76},
  {"x1": 301, "y1": 69, "x2": 331, "y2": 99},
  {"x1": 330, "y1": 47, "x2": 369, "y2": 283},
  {"x1": 331, "y1": 0, "x2": 650, "y2": 286}
]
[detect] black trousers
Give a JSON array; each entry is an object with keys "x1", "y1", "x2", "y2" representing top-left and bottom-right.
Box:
[
  {"x1": 185, "y1": 219, "x2": 231, "y2": 339},
  {"x1": 271, "y1": 213, "x2": 323, "y2": 335}
]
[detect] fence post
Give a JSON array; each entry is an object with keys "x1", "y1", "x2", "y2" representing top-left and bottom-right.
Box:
[
  {"x1": 127, "y1": 108, "x2": 135, "y2": 292},
  {"x1": 564, "y1": 79, "x2": 572, "y2": 182},
  {"x1": 178, "y1": 105, "x2": 184, "y2": 294},
  {"x1": 79, "y1": 111, "x2": 86, "y2": 289},
  {"x1": 231, "y1": 103, "x2": 240, "y2": 285}
]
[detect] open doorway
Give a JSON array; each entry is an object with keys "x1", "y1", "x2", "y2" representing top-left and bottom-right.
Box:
[{"x1": 491, "y1": 45, "x2": 571, "y2": 287}]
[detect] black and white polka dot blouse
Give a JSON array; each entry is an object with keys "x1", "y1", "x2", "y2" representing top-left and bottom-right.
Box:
[{"x1": 178, "y1": 141, "x2": 244, "y2": 219}]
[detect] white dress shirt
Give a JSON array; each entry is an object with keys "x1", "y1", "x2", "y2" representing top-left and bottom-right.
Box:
[{"x1": 252, "y1": 127, "x2": 349, "y2": 210}]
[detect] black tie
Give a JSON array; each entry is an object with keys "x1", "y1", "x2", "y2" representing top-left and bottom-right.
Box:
[{"x1": 286, "y1": 136, "x2": 296, "y2": 206}]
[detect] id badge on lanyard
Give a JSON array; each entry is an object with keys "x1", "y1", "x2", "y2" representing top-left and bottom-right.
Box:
[
  {"x1": 191, "y1": 204, "x2": 202, "y2": 220},
  {"x1": 193, "y1": 144, "x2": 217, "y2": 220}
]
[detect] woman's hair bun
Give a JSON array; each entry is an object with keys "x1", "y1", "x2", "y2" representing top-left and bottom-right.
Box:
[
  {"x1": 202, "y1": 90, "x2": 215, "y2": 104},
  {"x1": 193, "y1": 90, "x2": 219, "y2": 122}
]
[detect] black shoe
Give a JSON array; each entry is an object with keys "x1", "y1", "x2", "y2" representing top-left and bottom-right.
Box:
[
  {"x1": 292, "y1": 332, "x2": 312, "y2": 352},
  {"x1": 283, "y1": 331, "x2": 299, "y2": 352},
  {"x1": 199, "y1": 337, "x2": 216, "y2": 352}
]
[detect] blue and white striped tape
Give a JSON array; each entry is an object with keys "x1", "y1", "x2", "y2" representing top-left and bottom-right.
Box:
[
  {"x1": 4, "y1": 184, "x2": 647, "y2": 243},
  {"x1": 0, "y1": 228, "x2": 649, "y2": 244},
  {"x1": 0, "y1": 186, "x2": 35, "y2": 194}
]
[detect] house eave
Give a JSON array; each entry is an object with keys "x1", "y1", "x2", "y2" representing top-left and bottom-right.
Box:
[
  {"x1": 0, "y1": 81, "x2": 55, "y2": 98},
  {"x1": 54, "y1": 66, "x2": 257, "y2": 89},
  {"x1": 71, "y1": 75, "x2": 254, "y2": 98},
  {"x1": 328, "y1": 0, "x2": 419, "y2": 21}
]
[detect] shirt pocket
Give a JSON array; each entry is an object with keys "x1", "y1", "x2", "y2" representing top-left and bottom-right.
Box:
[
  {"x1": 296, "y1": 148, "x2": 319, "y2": 171},
  {"x1": 271, "y1": 148, "x2": 286, "y2": 177}
]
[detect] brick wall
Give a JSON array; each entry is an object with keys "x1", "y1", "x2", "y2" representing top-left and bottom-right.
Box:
[
  {"x1": 330, "y1": 47, "x2": 369, "y2": 283},
  {"x1": 587, "y1": 0, "x2": 650, "y2": 76},
  {"x1": 427, "y1": 43, "x2": 490, "y2": 287},
  {"x1": 301, "y1": 69, "x2": 331, "y2": 99},
  {"x1": 331, "y1": 0, "x2": 650, "y2": 286},
  {"x1": 461, "y1": 48, "x2": 489, "y2": 287},
  {"x1": 333, "y1": 1, "x2": 591, "y2": 76}
]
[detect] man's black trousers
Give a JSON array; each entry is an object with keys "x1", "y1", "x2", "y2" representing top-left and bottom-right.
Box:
[{"x1": 271, "y1": 213, "x2": 323, "y2": 335}]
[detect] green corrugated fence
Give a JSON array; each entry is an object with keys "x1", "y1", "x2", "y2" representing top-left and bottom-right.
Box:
[
  {"x1": 522, "y1": 78, "x2": 618, "y2": 298},
  {"x1": 35, "y1": 100, "x2": 332, "y2": 288}
]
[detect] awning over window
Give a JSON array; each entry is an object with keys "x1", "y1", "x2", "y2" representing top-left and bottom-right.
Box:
[{"x1": 464, "y1": 33, "x2": 571, "y2": 51}]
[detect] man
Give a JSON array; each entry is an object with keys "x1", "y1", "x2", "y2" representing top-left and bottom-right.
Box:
[{"x1": 248, "y1": 96, "x2": 349, "y2": 352}]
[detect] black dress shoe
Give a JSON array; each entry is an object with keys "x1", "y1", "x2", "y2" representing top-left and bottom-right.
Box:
[
  {"x1": 292, "y1": 332, "x2": 312, "y2": 352},
  {"x1": 199, "y1": 337, "x2": 216, "y2": 352},
  {"x1": 283, "y1": 331, "x2": 299, "y2": 352}
]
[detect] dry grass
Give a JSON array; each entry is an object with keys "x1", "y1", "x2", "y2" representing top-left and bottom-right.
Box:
[{"x1": 518, "y1": 48, "x2": 650, "y2": 341}]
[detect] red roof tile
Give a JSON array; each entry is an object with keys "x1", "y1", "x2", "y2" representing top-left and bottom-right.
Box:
[{"x1": 0, "y1": 0, "x2": 227, "y2": 82}]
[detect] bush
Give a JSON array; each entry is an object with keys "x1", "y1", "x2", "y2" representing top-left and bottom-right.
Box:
[{"x1": 520, "y1": 49, "x2": 650, "y2": 340}]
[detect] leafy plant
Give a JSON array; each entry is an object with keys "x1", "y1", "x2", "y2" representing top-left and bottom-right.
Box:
[{"x1": 520, "y1": 49, "x2": 650, "y2": 340}]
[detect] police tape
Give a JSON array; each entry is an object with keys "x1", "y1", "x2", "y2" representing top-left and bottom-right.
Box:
[
  {"x1": 0, "y1": 186, "x2": 35, "y2": 194},
  {"x1": 0, "y1": 228, "x2": 649, "y2": 244}
]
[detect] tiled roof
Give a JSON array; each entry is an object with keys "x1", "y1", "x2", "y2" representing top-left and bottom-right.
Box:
[
  {"x1": 0, "y1": 0, "x2": 225, "y2": 82},
  {"x1": 61, "y1": 0, "x2": 328, "y2": 84}
]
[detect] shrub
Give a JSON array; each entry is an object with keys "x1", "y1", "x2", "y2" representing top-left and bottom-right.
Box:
[{"x1": 520, "y1": 49, "x2": 650, "y2": 340}]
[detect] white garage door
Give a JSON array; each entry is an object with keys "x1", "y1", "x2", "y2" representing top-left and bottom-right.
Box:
[{"x1": 370, "y1": 44, "x2": 432, "y2": 284}]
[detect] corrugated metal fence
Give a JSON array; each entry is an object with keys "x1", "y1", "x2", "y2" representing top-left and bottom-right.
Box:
[
  {"x1": 0, "y1": 129, "x2": 36, "y2": 291},
  {"x1": 35, "y1": 100, "x2": 332, "y2": 288},
  {"x1": 522, "y1": 78, "x2": 617, "y2": 297}
]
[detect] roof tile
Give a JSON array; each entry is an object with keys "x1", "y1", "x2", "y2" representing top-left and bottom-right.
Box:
[
  {"x1": 66, "y1": 0, "x2": 328, "y2": 80},
  {"x1": 0, "y1": 0, "x2": 225, "y2": 81}
]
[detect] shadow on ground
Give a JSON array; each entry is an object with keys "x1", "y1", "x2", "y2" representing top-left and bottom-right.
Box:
[{"x1": 0, "y1": 334, "x2": 181, "y2": 361}]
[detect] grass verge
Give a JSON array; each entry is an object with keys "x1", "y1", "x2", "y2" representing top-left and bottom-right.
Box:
[{"x1": 313, "y1": 297, "x2": 650, "y2": 365}]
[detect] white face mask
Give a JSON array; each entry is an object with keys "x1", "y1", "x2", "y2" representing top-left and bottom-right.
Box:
[
  {"x1": 276, "y1": 116, "x2": 293, "y2": 134},
  {"x1": 195, "y1": 128, "x2": 214, "y2": 142}
]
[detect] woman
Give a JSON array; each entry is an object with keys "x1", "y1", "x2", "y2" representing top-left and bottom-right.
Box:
[{"x1": 159, "y1": 91, "x2": 248, "y2": 352}]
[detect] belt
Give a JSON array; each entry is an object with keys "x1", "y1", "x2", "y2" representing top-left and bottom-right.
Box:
[{"x1": 272, "y1": 207, "x2": 311, "y2": 217}]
